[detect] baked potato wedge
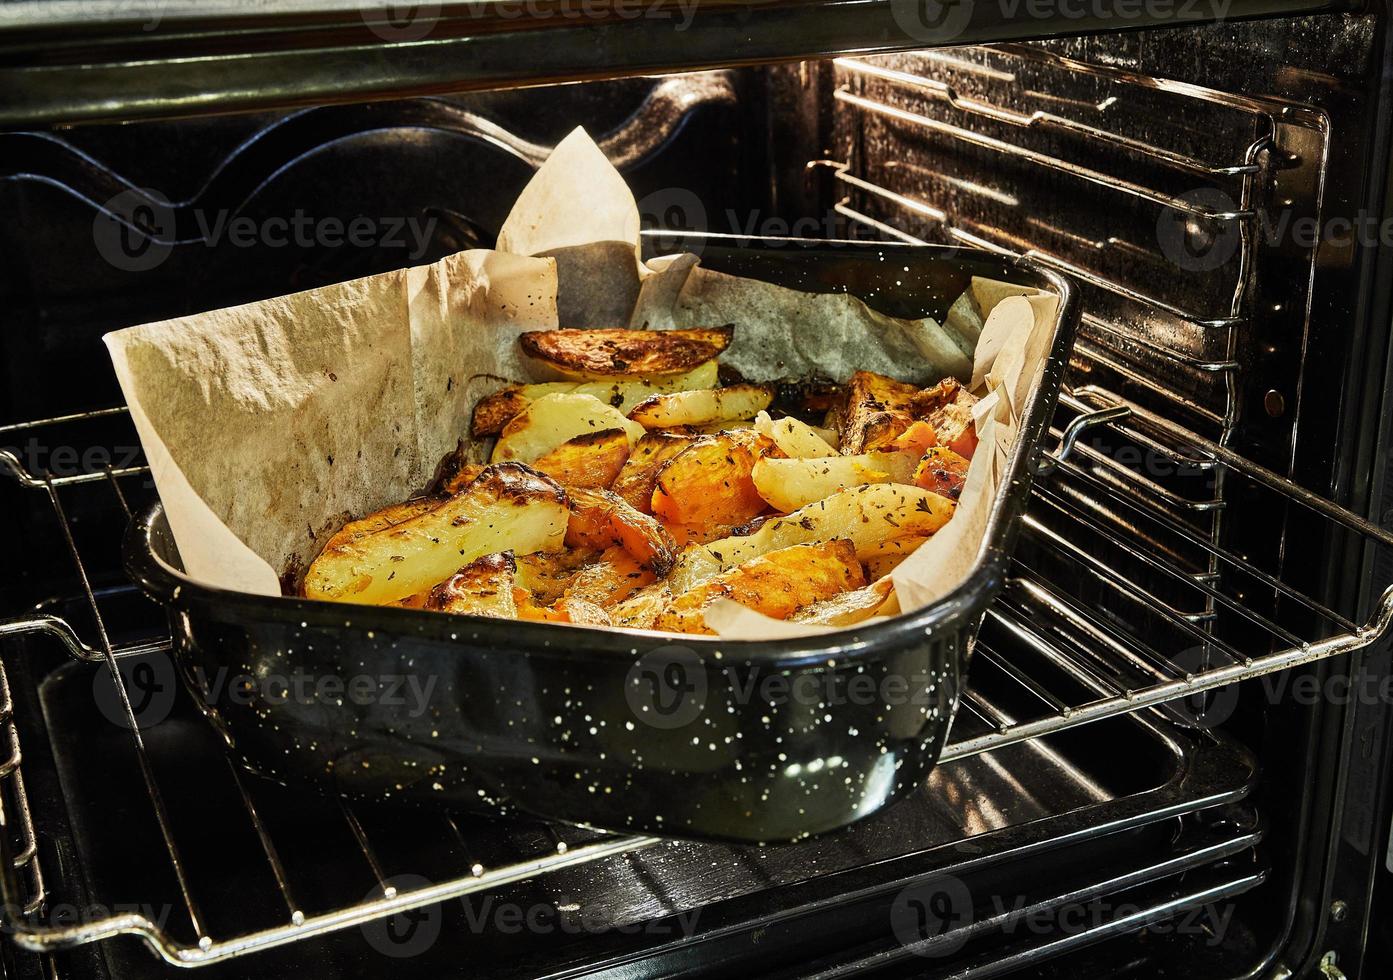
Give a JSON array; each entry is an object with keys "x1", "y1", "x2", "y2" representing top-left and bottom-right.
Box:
[
  {"x1": 303, "y1": 463, "x2": 568, "y2": 606},
  {"x1": 750, "y1": 451, "x2": 919, "y2": 513},
  {"x1": 491, "y1": 392, "x2": 644, "y2": 465},
  {"x1": 519, "y1": 327, "x2": 733, "y2": 380},
  {"x1": 702, "y1": 483, "x2": 957, "y2": 572},
  {"x1": 609, "y1": 431, "x2": 697, "y2": 512},
  {"x1": 628, "y1": 384, "x2": 775, "y2": 430},
  {"x1": 530, "y1": 428, "x2": 631, "y2": 488},
  {"x1": 653, "y1": 539, "x2": 865, "y2": 635},
  {"x1": 470, "y1": 361, "x2": 719, "y2": 438},
  {"x1": 322, "y1": 496, "x2": 443, "y2": 553},
  {"x1": 754, "y1": 410, "x2": 837, "y2": 458},
  {"x1": 425, "y1": 553, "x2": 519, "y2": 618},
  {"x1": 566, "y1": 487, "x2": 678, "y2": 575},
  {"x1": 913, "y1": 446, "x2": 971, "y2": 500},
  {"x1": 609, "y1": 583, "x2": 673, "y2": 630},
  {"x1": 650, "y1": 433, "x2": 770, "y2": 529},
  {"x1": 514, "y1": 547, "x2": 597, "y2": 605}
]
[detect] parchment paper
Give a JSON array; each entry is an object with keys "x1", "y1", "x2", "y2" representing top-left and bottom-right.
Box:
[{"x1": 105, "y1": 126, "x2": 1057, "y2": 639}]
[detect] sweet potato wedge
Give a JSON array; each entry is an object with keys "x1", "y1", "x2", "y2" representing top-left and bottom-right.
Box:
[
  {"x1": 491, "y1": 392, "x2": 644, "y2": 465},
  {"x1": 470, "y1": 361, "x2": 720, "y2": 437},
  {"x1": 530, "y1": 428, "x2": 631, "y2": 489},
  {"x1": 425, "y1": 552, "x2": 519, "y2": 619},
  {"x1": 609, "y1": 583, "x2": 672, "y2": 630},
  {"x1": 861, "y1": 534, "x2": 931, "y2": 579},
  {"x1": 913, "y1": 379, "x2": 979, "y2": 458},
  {"x1": 790, "y1": 576, "x2": 896, "y2": 626},
  {"x1": 566, "y1": 487, "x2": 677, "y2": 575},
  {"x1": 628, "y1": 384, "x2": 775, "y2": 430},
  {"x1": 609, "y1": 431, "x2": 697, "y2": 513},
  {"x1": 750, "y1": 451, "x2": 919, "y2": 513},
  {"x1": 514, "y1": 547, "x2": 597, "y2": 605},
  {"x1": 651, "y1": 433, "x2": 769, "y2": 529},
  {"x1": 913, "y1": 447, "x2": 971, "y2": 500},
  {"x1": 519, "y1": 327, "x2": 733, "y2": 380},
  {"x1": 653, "y1": 539, "x2": 866, "y2": 635},
  {"x1": 303, "y1": 464, "x2": 568, "y2": 606},
  {"x1": 562, "y1": 547, "x2": 656, "y2": 607}
]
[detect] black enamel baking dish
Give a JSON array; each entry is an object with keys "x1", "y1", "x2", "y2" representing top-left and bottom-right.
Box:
[{"x1": 124, "y1": 237, "x2": 1079, "y2": 843}]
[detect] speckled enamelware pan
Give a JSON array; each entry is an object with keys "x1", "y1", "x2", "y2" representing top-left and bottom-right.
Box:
[{"x1": 125, "y1": 237, "x2": 1079, "y2": 843}]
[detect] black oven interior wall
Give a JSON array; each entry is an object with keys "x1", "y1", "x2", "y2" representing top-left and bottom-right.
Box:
[{"x1": 2, "y1": 9, "x2": 1393, "y2": 979}]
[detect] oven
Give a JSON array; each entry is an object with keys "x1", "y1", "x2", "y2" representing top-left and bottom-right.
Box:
[{"x1": 2, "y1": 1, "x2": 1393, "y2": 977}]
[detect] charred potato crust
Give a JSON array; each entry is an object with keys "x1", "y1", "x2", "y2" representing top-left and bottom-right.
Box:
[{"x1": 520, "y1": 326, "x2": 733, "y2": 378}]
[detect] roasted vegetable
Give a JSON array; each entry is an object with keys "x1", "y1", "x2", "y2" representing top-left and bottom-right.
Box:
[
  {"x1": 530, "y1": 429, "x2": 631, "y2": 488},
  {"x1": 628, "y1": 383, "x2": 775, "y2": 429},
  {"x1": 425, "y1": 553, "x2": 519, "y2": 618},
  {"x1": 651, "y1": 433, "x2": 771, "y2": 529},
  {"x1": 861, "y1": 534, "x2": 931, "y2": 579},
  {"x1": 609, "y1": 583, "x2": 673, "y2": 630},
  {"x1": 470, "y1": 361, "x2": 719, "y2": 438},
  {"x1": 491, "y1": 392, "x2": 644, "y2": 464},
  {"x1": 514, "y1": 547, "x2": 598, "y2": 605},
  {"x1": 562, "y1": 547, "x2": 656, "y2": 607},
  {"x1": 838, "y1": 371, "x2": 923, "y2": 454},
  {"x1": 913, "y1": 379, "x2": 979, "y2": 458},
  {"x1": 790, "y1": 576, "x2": 896, "y2": 626},
  {"x1": 754, "y1": 410, "x2": 837, "y2": 458},
  {"x1": 609, "y1": 431, "x2": 697, "y2": 512},
  {"x1": 750, "y1": 451, "x2": 919, "y2": 513},
  {"x1": 913, "y1": 447, "x2": 971, "y2": 500},
  {"x1": 304, "y1": 464, "x2": 568, "y2": 606},
  {"x1": 519, "y1": 327, "x2": 733, "y2": 380},
  {"x1": 321, "y1": 496, "x2": 443, "y2": 553},
  {"x1": 700, "y1": 483, "x2": 956, "y2": 573},
  {"x1": 653, "y1": 539, "x2": 866, "y2": 635},
  {"x1": 566, "y1": 487, "x2": 678, "y2": 575}
]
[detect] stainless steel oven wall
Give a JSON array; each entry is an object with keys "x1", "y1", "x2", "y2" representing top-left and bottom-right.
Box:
[{"x1": 812, "y1": 11, "x2": 1393, "y2": 976}]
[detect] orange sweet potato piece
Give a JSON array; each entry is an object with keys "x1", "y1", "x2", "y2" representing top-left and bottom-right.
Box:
[
  {"x1": 610, "y1": 432, "x2": 697, "y2": 513},
  {"x1": 650, "y1": 434, "x2": 768, "y2": 529},
  {"x1": 566, "y1": 487, "x2": 677, "y2": 575},
  {"x1": 913, "y1": 447, "x2": 971, "y2": 500},
  {"x1": 652, "y1": 539, "x2": 865, "y2": 635},
  {"x1": 562, "y1": 547, "x2": 657, "y2": 608},
  {"x1": 530, "y1": 429, "x2": 631, "y2": 489}
]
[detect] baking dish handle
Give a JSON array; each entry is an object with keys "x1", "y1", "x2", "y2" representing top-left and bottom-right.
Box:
[{"x1": 1035, "y1": 405, "x2": 1133, "y2": 477}]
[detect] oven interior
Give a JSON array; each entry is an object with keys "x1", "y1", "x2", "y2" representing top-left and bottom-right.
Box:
[{"x1": 3, "y1": 8, "x2": 1393, "y2": 979}]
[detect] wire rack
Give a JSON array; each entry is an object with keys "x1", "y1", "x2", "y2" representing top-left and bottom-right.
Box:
[{"x1": 1, "y1": 391, "x2": 1390, "y2": 965}]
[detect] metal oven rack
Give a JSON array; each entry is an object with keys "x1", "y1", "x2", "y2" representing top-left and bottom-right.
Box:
[{"x1": 1, "y1": 380, "x2": 1390, "y2": 965}]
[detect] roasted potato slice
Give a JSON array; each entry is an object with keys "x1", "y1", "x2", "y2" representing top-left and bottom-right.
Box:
[
  {"x1": 322, "y1": 496, "x2": 443, "y2": 553},
  {"x1": 530, "y1": 428, "x2": 631, "y2": 489},
  {"x1": 750, "y1": 451, "x2": 919, "y2": 513},
  {"x1": 303, "y1": 463, "x2": 568, "y2": 606},
  {"x1": 425, "y1": 552, "x2": 519, "y2": 618},
  {"x1": 566, "y1": 487, "x2": 677, "y2": 575},
  {"x1": 491, "y1": 392, "x2": 644, "y2": 465},
  {"x1": 653, "y1": 539, "x2": 865, "y2": 635},
  {"x1": 701, "y1": 483, "x2": 956, "y2": 572},
  {"x1": 790, "y1": 576, "x2": 896, "y2": 626},
  {"x1": 562, "y1": 547, "x2": 656, "y2": 607},
  {"x1": 913, "y1": 379, "x2": 979, "y2": 458},
  {"x1": 651, "y1": 433, "x2": 770, "y2": 529},
  {"x1": 609, "y1": 431, "x2": 697, "y2": 513},
  {"x1": 628, "y1": 384, "x2": 775, "y2": 430},
  {"x1": 470, "y1": 361, "x2": 720, "y2": 438},
  {"x1": 913, "y1": 447, "x2": 971, "y2": 500},
  {"x1": 519, "y1": 327, "x2": 733, "y2": 380},
  {"x1": 754, "y1": 410, "x2": 837, "y2": 458}
]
